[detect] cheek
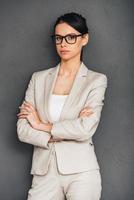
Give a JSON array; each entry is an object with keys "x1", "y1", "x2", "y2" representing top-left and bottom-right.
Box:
[
  {"x1": 71, "y1": 43, "x2": 82, "y2": 54},
  {"x1": 55, "y1": 42, "x2": 82, "y2": 55}
]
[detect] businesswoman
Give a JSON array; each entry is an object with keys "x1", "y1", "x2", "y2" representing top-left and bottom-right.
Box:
[{"x1": 17, "y1": 12, "x2": 107, "y2": 200}]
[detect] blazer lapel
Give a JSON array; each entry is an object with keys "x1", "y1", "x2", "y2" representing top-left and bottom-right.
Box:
[{"x1": 44, "y1": 61, "x2": 88, "y2": 123}]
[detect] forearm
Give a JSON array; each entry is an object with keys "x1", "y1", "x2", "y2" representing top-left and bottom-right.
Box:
[
  {"x1": 51, "y1": 114, "x2": 100, "y2": 142},
  {"x1": 37, "y1": 122, "x2": 66, "y2": 142},
  {"x1": 17, "y1": 72, "x2": 54, "y2": 147},
  {"x1": 36, "y1": 121, "x2": 53, "y2": 133},
  {"x1": 51, "y1": 76, "x2": 107, "y2": 142},
  {"x1": 17, "y1": 118, "x2": 51, "y2": 149},
  {"x1": 39, "y1": 117, "x2": 98, "y2": 143}
]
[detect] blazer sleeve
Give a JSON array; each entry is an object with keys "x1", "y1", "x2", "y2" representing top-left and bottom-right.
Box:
[
  {"x1": 16, "y1": 72, "x2": 51, "y2": 149},
  {"x1": 51, "y1": 74, "x2": 108, "y2": 142}
]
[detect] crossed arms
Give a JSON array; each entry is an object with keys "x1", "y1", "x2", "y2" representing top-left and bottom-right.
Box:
[{"x1": 17, "y1": 72, "x2": 107, "y2": 149}]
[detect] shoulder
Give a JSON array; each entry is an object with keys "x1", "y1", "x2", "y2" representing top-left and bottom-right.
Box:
[
  {"x1": 30, "y1": 66, "x2": 55, "y2": 80},
  {"x1": 86, "y1": 66, "x2": 108, "y2": 87}
]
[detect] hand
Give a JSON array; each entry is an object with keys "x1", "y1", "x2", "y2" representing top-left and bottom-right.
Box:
[
  {"x1": 17, "y1": 101, "x2": 43, "y2": 129},
  {"x1": 48, "y1": 136, "x2": 63, "y2": 143},
  {"x1": 78, "y1": 106, "x2": 93, "y2": 117}
]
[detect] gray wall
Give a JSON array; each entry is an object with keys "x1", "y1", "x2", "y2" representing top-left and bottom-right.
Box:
[{"x1": 0, "y1": 0, "x2": 133, "y2": 199}]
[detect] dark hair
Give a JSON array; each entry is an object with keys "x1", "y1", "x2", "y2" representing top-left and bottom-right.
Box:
[{"x1": 53, "y1": 12, "x2": 89, "y2": 61}]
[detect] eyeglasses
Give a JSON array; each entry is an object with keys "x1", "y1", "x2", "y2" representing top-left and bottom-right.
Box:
[{"x1": 51, "y1": 34, "x2": 83, "y2": 44}]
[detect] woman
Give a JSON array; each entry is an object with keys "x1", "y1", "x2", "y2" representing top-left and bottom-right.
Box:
[{"x1": 17, "y1": 12, "x2": 107, "y2": 200}]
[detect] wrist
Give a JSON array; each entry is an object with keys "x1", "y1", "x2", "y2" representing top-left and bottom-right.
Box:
[{"x1": 37, "y1": 122, "x2": 53, "y2": 133}]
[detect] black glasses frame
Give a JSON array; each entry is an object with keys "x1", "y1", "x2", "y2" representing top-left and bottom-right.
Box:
[{"x1": 51, "y1": 34, "x2": 83, "y2": 44}]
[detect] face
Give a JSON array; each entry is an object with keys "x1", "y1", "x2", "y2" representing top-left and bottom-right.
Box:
[{"x1": 54, "y1": 22, "x2": 89, "y2": 61}]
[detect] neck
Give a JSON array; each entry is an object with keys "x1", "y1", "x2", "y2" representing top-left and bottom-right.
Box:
[{"x1": 59, "y1": 57, "x2": 82, "y2": 77}]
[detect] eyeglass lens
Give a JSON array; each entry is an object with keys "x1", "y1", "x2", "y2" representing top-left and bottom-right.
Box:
[{"x1": 52, "y1": 34, "x2": 82, "y2": 44}]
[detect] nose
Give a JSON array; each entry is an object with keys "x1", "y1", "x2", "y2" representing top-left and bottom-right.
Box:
[{"x1": 60, "y1": 38, "x2": 67, "y2": 47}]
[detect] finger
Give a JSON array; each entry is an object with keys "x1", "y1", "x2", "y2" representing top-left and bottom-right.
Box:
[
  {"x1": 19, "y1": 104, "x2": 29, "y2": 109},
  {"x1": 17, "y1": 111, "x2": 29, "y2": 116},
  {"x1": 19, "y1": 107, "x2": 26, "y2": 113},
  {"x1": 80, "y1": 109, "x2": 93, "y2": 114},
  {"x1": 21, "y1": 101, "x2": 37, "y2": 114},
  {"x1": 17, "y1": 110, "x2": 32, "y2": 115},
  {"x1": 81, "y1": 106, "x2": 92, "y2": 112},
  {"x1": 19, "y1": 105, "x2": 34, "y2": 113},
  {"x1": 19, "y1": 103, "x2": 32, "y2": 111},
  {"x1": 86, "y1": 111, "x2": 94, "y2": 115},
  {"x1": 81, "y1": 107, "x2": 92, "y2": 112},
  {"x1": 84, "y1": 110, "x2": 94, "y2": 113},
  {"x1": 18, "y1": 116, "x2": 27, "y2": 119},
  {"x1": 24, "y1": 101, "x2": 34, "y2": 107},
  {"x1": 20, "y1": 103, "x2": 35, "y2": 111},
  {"x1": 79, "y1": 111, "x2": 94, "y2": 117},
  {"x1": 19, "y1": 107, "x2": 29, "y2": 112},
  {"x1": 23, "y1": 101, "x2": 35, "y2": 110},
  {"x1": 18, "y1": 114, "x2": 28, "y2": 119},
  {"x1": 85, "y1": 110, "x2": 94, "y2": 114}
]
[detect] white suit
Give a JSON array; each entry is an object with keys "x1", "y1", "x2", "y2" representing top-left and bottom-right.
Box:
[{"x1": 17, "y1": 61, "x2": 107, "y2": 199}]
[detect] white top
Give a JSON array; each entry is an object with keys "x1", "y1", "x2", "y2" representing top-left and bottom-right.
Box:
[{"x1": 49, "y1": 94, "x2": 68, "y2": 122}]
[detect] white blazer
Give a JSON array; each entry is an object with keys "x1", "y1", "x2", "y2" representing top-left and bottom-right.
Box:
[{"x1": 17, "y1": 61, "x2": 108, "y2": 175}]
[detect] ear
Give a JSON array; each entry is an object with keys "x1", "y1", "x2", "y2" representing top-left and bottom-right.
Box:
[{"x1": 82, "y1": 33, "x2": 89, "y2": 46}]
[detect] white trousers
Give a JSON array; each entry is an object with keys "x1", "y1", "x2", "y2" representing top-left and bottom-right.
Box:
[{"x1": 27, "y1": 146, "x2": 102, "y2": 200}]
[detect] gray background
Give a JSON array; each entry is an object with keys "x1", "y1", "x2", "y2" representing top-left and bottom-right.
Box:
[{"x1": 0, "y1": 0, "x2": 134, "y2": 199}]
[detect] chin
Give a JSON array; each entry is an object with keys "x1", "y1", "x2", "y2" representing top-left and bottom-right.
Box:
[
  {"x1": 59, "y1": 55, "x2": 72, "y2": 61},
  {"x1": 60, "y1": 57, "x2": 70, "y2": 62},
  {"x1": 60, "y1": 53, "x2": 77, "y2": 60}
]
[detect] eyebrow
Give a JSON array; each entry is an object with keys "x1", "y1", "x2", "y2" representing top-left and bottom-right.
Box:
[{"x1": 55, "y1": 33, "x2": 78, "y2": 36}]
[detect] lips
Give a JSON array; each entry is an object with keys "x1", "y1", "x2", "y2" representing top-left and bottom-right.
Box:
[{"x1": 60, "y1": 50, "x2": 70, "y2": 53}]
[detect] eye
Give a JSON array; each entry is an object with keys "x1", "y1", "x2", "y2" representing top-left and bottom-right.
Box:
[
  {"x1": 67, "y1": 35, "x2": 76, "y2": 40},
  {"x1": 55, "y1": 35, "x2": 62, "y2": 41}
]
